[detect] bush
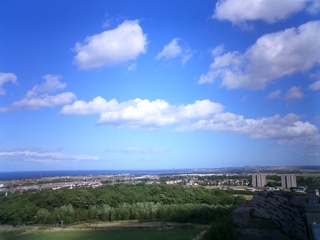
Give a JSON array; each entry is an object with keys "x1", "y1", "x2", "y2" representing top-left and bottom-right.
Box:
[{"x1": 202, "y1": 211, "x2": 235, "y2": 240}]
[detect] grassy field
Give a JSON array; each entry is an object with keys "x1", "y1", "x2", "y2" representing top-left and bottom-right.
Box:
[
  {"x1": 6, "y1": 229, "x2": 201, "y2": 240},
  {"x1": 0, "y1": 222, "x2": 206, "y2": 240}
]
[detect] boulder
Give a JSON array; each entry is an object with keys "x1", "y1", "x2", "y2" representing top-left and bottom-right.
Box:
[{"x1": 233, "y1": 191, "x2": 308, "y2": 240}]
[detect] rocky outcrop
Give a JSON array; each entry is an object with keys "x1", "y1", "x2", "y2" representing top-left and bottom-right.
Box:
[{"x1": 233, "y1": 191, "x2": 308, "y2": 240}]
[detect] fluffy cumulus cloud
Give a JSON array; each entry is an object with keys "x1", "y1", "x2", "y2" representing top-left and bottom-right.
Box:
[
  {"x1": 199, "y1": 21, "x2": 320, "y2": 90},
  {"x1": 97, "y1": 99, "x2": 175, "y2": 129},
  {"x1": 0, "y1": 150, "x2": 99, "y2": 162},
  {"x1": 60, "y1": 97, "x2": 319, "y2": 146},
  {"x1": 156, "y1": 38, "x2": 192, "y2": 65},
  {"x1": 1, "y1": 74, "x2": 76, "y2": 112},
  {"x1": 0, "y1": 72, "x2": 17, "y2": 95},
  {"x1": 285, "y1": 86, "x2": 304, "y2": 100},
  {"x1": 60, "y1": 96, "x2": 117, "y2": 115},
  {"x1": 73, "y1": 20, "x2": 147, "y2": 70},
  {"x1": 62, "y1": 98, "x2": 223, "y2": 130},
  {"x1": 213, "y1": 0, "x2": 306, "y2": 24}
]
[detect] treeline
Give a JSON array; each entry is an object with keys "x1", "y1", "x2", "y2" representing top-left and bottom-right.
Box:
[
  {"x1": 2, "y1": 202, "x2": 236, "y2": 226},
  {"x1": 297, "y1": 175, "x2": 320, "y2": 186},
  {"x1": 0, "y1": 183, "x2": 245, "y2": 225}
]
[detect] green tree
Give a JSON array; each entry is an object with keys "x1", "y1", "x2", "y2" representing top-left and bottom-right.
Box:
[{"x1": 35, "y1": 208, "x2": 50, "y2": 225}]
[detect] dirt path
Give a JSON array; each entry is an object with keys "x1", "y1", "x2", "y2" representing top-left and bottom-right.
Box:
[
  {"x1": 193, "y1": 230, "x2": 208, "y2": 240},
  {"x1": 62, "y1": 221, "x2": 210, "y2": 231},
  {"x1": 1, "y1": 221, "x2": 210, "y2": 239}
]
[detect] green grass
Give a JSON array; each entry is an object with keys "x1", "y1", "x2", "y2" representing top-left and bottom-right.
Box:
[
  {"x1": 0, "y1": 226, "x2": 31, "y2": 240},
  {"x1": 5, "y1": 229, "x2": 201, "y2": 240}
]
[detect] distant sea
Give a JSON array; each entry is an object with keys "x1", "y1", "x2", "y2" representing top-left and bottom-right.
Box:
[{"x1": 0, "y1": 169, "x2": 195, "y2": 180}]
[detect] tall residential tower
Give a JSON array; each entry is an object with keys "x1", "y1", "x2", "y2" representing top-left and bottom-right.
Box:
[
  {"x1": 252, "y1": 174, "x2": 266, "y2": 187},
  {"x1": 281, "y1": 174, "x2": 297, "y2": 188}
]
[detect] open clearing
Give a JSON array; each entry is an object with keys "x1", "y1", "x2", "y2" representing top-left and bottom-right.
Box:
[{"x1": 0, "y1": 221, "x2": 208, "y2": 240}]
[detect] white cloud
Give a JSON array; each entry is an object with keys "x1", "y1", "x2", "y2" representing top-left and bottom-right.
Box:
[
  {"x1": 121, "y1": 147, "x2": 169, "y2": 154},
  {"x1": 60, "y1": 96, "x2": 117, "y2": 115},
  {"x1": 213, "y1": 0, "x2": 306, "y2": 24},
  {"x1": 1, "y1": 74, "x2": 76, "y2": 111},
  {"x1": 0, "y1": 150, "x2": 99, "y2": 162},
  {"x1": 61, "y1": 98, "x2": 223, "y2": 130},
  {"x1": 268, "y1": 90, "x2": 281, "y2": 99},
  {"x1": 182, "y1": 54, "x2": 193, "y2": 65},
  {"x1": 285, "y1": 86, "x2": 304, "y2": 100},
  {"x1": 9, "y1": 92, "x2": 76, "y2": 110},
  {"x1": 308, "y1": 80, "x2": 320, "y2": 91},
  {"x1": 127, "y1": 63, "x2": 137, "y2": 71},
  {"x1": 60, "y1": 97, "x2": 319, "y2": 146},
  {"x1": 156, "y1": 38, "x2": 182, "y2": 59},
  {"x1": 176, "y1": 100, "x2": 223, "y2": 120},
  {"x1": 0, "y1": 72, "x2": 17, "y2": 96},
  {"x1": 307, "y1": 1, "x2": 320, "y2": 15},
  {"x1": 298, "y1": 151, "x2": 320, "y2": 158},
  {"x1": 105, "y1": 99, "x2": 160, "y2": 128},
  {"x1": 97, "y1": 99, "x2": 220, "y2": 129},
  {"x1": 156, "y1": 38, "x2": 192, "y2": 65},
  {"x1": 175, "y1": 113, "x2": 319, "y2": 146},
  {"x1": 26, "y1": 74, "x2": 66, "y2": 98},
  {"x1": 199, "y1": 21, "x2": 320, "y2": 90},
  {"x1": 73, "y1": 20, "x2": 147, "y2": 70}
]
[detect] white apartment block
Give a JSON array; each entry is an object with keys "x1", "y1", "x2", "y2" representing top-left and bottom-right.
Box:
[
  {"x1": 281, "y1": 174, "x2": 297, "y2": 188},
  {"x1": 252, "y1": 174, "x2": 266, "y2": 187}
]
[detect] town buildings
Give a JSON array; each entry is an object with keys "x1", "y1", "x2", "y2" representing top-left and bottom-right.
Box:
[
  {"x1": 252, "y1": 174, "x2": 266, "y2": 187},
  {"x1": 281, "y1": 174, "x2": 297, "y2": 188}
]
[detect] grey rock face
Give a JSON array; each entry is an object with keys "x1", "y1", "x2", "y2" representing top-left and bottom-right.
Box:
[{"x1": 233, "y1": 191, "x2": 308, "y2": 240}]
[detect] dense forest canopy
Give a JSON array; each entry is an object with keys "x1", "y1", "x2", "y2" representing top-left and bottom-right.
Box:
[{"x1": 0, "y1": 184, "x2": 245, "y2": 225}]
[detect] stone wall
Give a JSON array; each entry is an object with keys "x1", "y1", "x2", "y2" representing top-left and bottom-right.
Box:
[{"x1": 233, "y1": 191, "x2": 309, "y2": 240}]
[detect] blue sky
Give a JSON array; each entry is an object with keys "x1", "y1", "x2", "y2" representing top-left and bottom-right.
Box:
[{"x1": 1, "y1": 0, "x2": 320, "y2": 171}]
